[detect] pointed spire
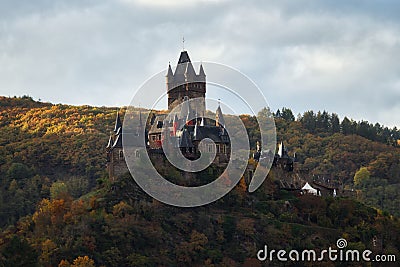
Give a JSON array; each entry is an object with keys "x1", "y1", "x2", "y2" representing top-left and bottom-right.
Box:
[
  {"x1": 184, "y1": 61, "x2": 195, "y2": 81},
  {"x1": 106, "y1": 135, "x2": 114, "y2": 149},
  {"x1": 167, "y1": 63, "x2": 173, "y2": 77},
  {"x1": 278, "y1": 141, "x2": 285, "y2": 157},
  {"x1": 199, "y1": 64, "x2": 206, "y2": 77},
  {"x1": 215, "y1": 104, "x2": 225, "y2": 127},
  {"x1": 178, "y1": 51, "x2": 191, "y2": 64},
  {"x1": 114, "y1": 111, "x2": 122, "y2": 133},
  {"x1": 175, "y1": 51, "x2": 193, "y2": 80}
]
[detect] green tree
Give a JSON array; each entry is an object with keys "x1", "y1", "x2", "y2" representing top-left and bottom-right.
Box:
[
  {"x1": 50, "y1": 181, "x2": 69, "y2": 200},
  {"x1": 1, "y1": 235, "x2": 38, "y2": 267},
  {"x1": 6, "y1": 163, "x2": 33, "y2": 180},
  {"x1": 281, "y1": 107, "x2": 295, "y2": 122},
  {"x1": 330, "y1": 113, "x2": 340, "y2": 133},
  {"x1": 354, "y1": 167, "x2": 371, "y2": 186}
]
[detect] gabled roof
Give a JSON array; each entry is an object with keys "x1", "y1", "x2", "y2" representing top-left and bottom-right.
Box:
[
  {"x1": 148, "y1": 114, "x2": 167, "y2": 134},
  {"x1": 192, "y1": 125, "x2": 230, "y2": 144},
  {"x1": 199, "y1": 64, "x2": 206, "y2": 77},
  {"x1": 166, "y1": 63, "x2": 173, "y2": 77},
  {"x1": 179, "y1": 128, "x2": 193, "y2": 148},
  {"x1": 302, "y1": 182, "x2": 318, "y2": 195}
]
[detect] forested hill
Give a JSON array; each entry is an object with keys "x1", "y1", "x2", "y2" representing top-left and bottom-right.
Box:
[{"x1": 0, "y1": 96, "x2": 399, "y2": 266}]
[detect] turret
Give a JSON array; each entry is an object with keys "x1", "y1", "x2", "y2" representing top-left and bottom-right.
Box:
[
  {"x1": 114, "y1": 111, "x2": 122, "y2": 133},
  {"x1": 166, "y1": 63, "x2": 174, "y2": 91},
  {"x1": 215, "y1": 104, "x2": 225, "y2": 127},
  {"x1": 106, "y1": 135, "x2": 114, "y2": 149},
  {"x1": 198, "y1": 64, "x2": 206, "y2": 82}
]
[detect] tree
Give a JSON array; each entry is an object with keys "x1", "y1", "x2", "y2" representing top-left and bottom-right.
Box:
[
  {"x1": 50, "y1": 181, "x2": 69, "y2": 200},
  {"x1": 341, "y1": 117, "x2": 354, "y2": 135},
  {"x1": 71, "y1": 256, "x2": 95, "y2": 267},
  {"x1": 6, "y1": 163, "x2": 33, "y2": 180},
  {"x1": 1, "y1": 235, "x2": 38, "y2": 267},
  {"x1": 354, "y1": 167, "x2": 371, "y2": 186},
  {"x1": 40, "y1": 239, "x2": 57, "y2": 267},
  {"x1": 281, "y1": 107, "x2": 295, "y2": 122},
  {"x1": 330, "y1": 113, "x2": 340, "y2": 133},
  {"x1": 301, "y1": 111, "x2": 316, "y2": 133}
]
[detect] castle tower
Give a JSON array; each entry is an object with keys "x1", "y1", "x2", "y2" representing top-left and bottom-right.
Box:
[
  {"x1": 215, "y1": 104, "x2": 225, "y2": 128},
  {"x1": 166, "y1": 51, "x2": 206, "y2": 115},
  {"x1": 106, "y1": 111, "x2": 129, "y2": 181}
]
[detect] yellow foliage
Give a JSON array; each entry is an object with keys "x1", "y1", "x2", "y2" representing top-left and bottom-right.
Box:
[
  {"x1": 71, "y1": 256, "x2": 95, "y2": 267},
  {"x1": 41, "y1": 239, "x2": 57, "y2": 264},
  {"x1": 58, "y1": 259, "x2": 71, "y2": 267}
]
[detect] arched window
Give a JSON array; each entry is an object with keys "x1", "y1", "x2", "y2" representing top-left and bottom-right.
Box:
[{"x1": 119, "y1": 150, "x2": 124, "y2": 159}]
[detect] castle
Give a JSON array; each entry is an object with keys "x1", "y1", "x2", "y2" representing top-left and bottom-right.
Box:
[
  {"x1": 104, "y1": 49, "x2": 342, "y2": 197},
  {"x1": 106, "y1": 50, "x2": 231, "y2": 180}
]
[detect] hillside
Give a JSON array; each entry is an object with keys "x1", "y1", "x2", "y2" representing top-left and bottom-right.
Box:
[{"x1": 0, "y1": 96, "x2": 399, "y2": 266}]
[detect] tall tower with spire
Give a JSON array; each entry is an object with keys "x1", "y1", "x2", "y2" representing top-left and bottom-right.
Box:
[
  {"x1": 106, "y1": 111, "x2": 126, "y2": 180},
  {"x1": 107, "y1": 49, "x2": 231, "y2": 181},
  {"x1": 166, "y1": 51, "x2": 206, "y2": 115}
]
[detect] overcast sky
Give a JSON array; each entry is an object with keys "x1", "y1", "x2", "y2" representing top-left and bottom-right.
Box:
[{"x1": 0, "y1": 0, "x2": 399, "y2": 127}]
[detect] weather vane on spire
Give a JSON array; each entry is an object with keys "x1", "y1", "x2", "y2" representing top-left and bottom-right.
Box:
[{"x1": 182, "y1": 36, "x2": 185, "y2": 51}]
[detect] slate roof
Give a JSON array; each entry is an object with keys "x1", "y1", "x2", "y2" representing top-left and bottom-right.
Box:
[
  {"x1": 179, "y1": 128, "x2": 193, "y2": 148},
  {"x1": 114, "y1": 112, "x2": 122, "y2": 133}
]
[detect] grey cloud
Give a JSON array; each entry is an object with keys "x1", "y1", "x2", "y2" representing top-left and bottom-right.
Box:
[{"x1": 0, "y1": 0, "x2": 399, "y2": 127}]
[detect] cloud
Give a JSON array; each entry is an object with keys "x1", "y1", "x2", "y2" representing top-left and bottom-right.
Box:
[
  {"x1": 120, "y1": 0, "x2": 227, "y2": 9},
  {"x1": 0, "y1": 0, "x2": 399, "y2": 127}
]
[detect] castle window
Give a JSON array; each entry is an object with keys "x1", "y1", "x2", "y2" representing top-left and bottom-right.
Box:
[
  {"x1": 222, "y1": 145, "x2": 226, "y2": 154},
  {"x1": 216, "y1": 144, "x2": 220, "y2": 153},
  {"x1": 119, "y1": 150, "x2": 124, "y2": 159},
  {"x1": 158, "y1": 134, "x2": 162, "y2": 140},
  {"x1": 151, "y1": 135, "x2": 156, "y2": 141},
  {"x1": 207, "y1": 144, "x2": 214, "y2": 153}
]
